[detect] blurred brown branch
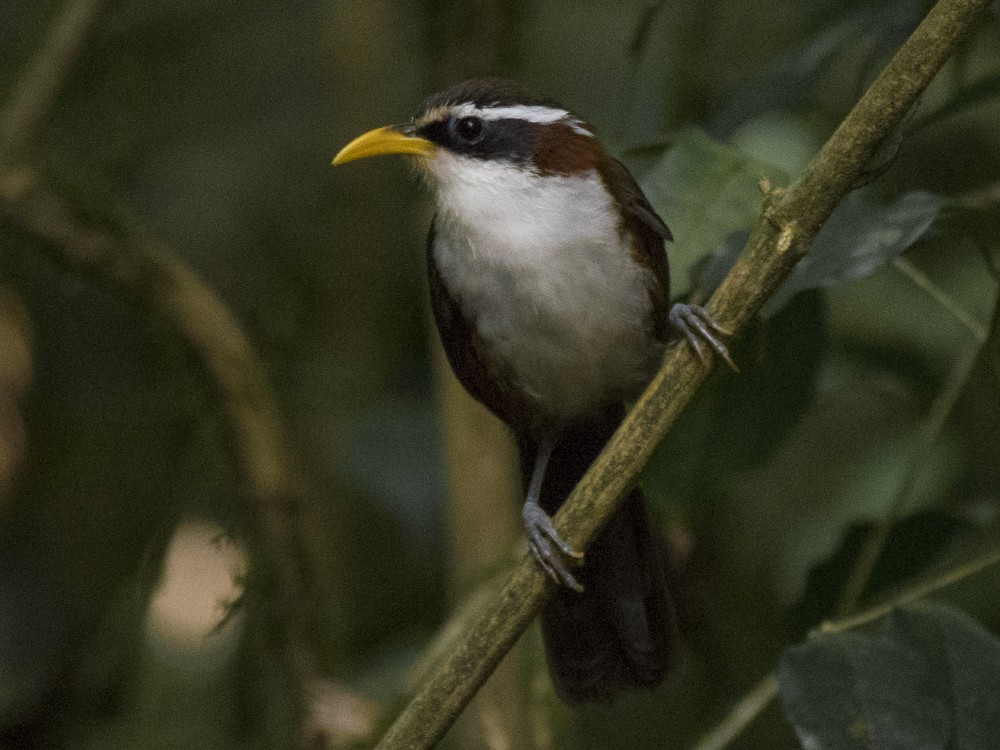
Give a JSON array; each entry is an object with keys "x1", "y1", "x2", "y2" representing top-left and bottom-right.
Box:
[
  {"x1": 0, "y1": 286, "x2": 33, "y2": 508},
  {"x1": 373, "y1": 0, "x2": 996, "y2": 748},
  {"x1": 0, "y1": 1, "x2": 363, "y2": 745},
  {"x1": 0, "y1": 166, "x2": 347, "y2": 748},
  {"x1": 425, "y1": 2, "x2": 536, "y2": 748},
  {"x1": 0, "y1": 0, "x2": 108, "y2": 160},
  {"x1": 689, "y1": 674, "x2": 779, "y2": 750}
]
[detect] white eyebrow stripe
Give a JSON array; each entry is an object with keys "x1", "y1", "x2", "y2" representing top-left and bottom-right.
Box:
[
  {"x1": 452, "y1": 103, "x2": 594, "y2": 137},
  {"x1": 467, "y1": 103, "x2": 566, "y2": 123}
]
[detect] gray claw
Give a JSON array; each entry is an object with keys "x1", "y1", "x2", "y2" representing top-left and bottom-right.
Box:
[
  {"x1": 669, "y1": 303, "x2": 738, "y2": 372},
  {"x1": 530, "y1": 543, "x2": 582, "y2": 592},
  {"x1": 523, "y1": 500, "x2": 584, "y2": 592}
]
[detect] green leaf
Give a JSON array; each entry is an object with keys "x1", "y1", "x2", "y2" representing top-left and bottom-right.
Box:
[
  {"x1": 779, "y1": 602, "x2": 1000, "y2": 750},
  {"x1": 914, "y1": 74, "x2": 1000, "y2": 134},
  {"x1": 730, "y1": 112, "x2": 821, "y2": 179},
  {"x1": 644, "y1": 290, "x2": 826, "y2": 518},
  {"x1": 765, "y1": 189, "x2": 943, "y2": 316},
  {"x1": 640, "y1": 129, "x2": 789, "y2": 293},
  {"x1": 719, "y1": 367, "x2": 959, "y2": 606},
  {"x1": 709, "y1": 0, "x2": 923, "y2": 136}
]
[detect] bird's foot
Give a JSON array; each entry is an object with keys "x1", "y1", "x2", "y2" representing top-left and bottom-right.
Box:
[
  {"x1": 669, "y1": 303, "x2": 738, "y2": 372},
  {"x1": 523, "y1": 499, "x2": 584, "y2": 592}
]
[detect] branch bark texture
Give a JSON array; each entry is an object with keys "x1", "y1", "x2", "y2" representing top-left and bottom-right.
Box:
[{"x1": 374, "y1": 0, "x2": 994, "y2": 747}]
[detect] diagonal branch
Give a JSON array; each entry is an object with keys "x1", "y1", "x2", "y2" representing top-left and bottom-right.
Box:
[
  {"x1": 0, "y1": 286, "x2": 33, "y2": 505},
  {"x1": 373, "y1": 0, "x2": 995, "y2": 747},
  {"x1": 0, "y1": 0, "x2": 109, "y2": 159}
]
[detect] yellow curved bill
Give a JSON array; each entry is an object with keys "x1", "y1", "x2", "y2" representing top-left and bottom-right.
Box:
[{"x1": 331, "y1": 125, "x2": 435, "y2": 165}]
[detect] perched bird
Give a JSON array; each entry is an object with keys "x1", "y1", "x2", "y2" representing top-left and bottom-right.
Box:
[{"x1": 333, "y1": 79, "x2": 732, "y2": 702}]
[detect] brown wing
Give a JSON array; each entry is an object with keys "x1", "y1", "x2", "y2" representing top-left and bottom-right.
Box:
[
  {"x1": 426, "y1": 217, "x2": 535, "y2": 430},
  {"x1": 599, "y1": 156, "x2": 673, "y2": 341}
]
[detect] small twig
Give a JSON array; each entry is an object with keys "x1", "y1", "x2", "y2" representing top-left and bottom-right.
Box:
[
  {"x1": 979, "y1": 241, "x2": 1000, "y2": 282},
  {"x1": 821, "y1": 544, "x2": 1000, "y2": 636},
  {"x1": 834, "y1": 335, "x2": 984, "y2": 616},
  {"x1": 893, "y1": 256, "x2": 989, "y2": 342},
  {"x1": 0, "y1": 0, "x2": 108, "y2": 159},
  {"x1": 0, "y1": 286, "x2": 34, "y2": 503},
  {"x1": 837, "y1": 249, "x2": 1000, "y2": 616},
  {"x1": 690, "y1": 674, "x2": 779, "y2": 750}
]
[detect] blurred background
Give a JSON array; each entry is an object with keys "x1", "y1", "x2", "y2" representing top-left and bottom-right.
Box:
[{"x1": 1, "y1": 0, "x2": 999, "y2": 747}]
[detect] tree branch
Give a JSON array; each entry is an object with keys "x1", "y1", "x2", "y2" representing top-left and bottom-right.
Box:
[
  {"x1": 0, "y1": 285, "x2": 33, "y2": 506},
  {"x1": 373, "y1": 0, "x2": 995, "y2": 747},
  {"x1": 0, "y1": 0, "x2": 108, "y2": 160},
  {"x1": 0, "y1": 166, "x2": 343, "y2": 747},
  {"x1": 893, "y1": 256, "x2": 989, "y2": 342},
  {"x1": 425, "y1": 3, "x2": 537, "y2": 746},
  {"x1": 690, "y1": 674, "x2": 779, "y2": 750},
  {"x1": 820, "y1": 546, "x2": 1000, "y2": 638}
]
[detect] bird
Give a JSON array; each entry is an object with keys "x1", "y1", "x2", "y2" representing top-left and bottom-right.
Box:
[{"x1": 332, "y1": 78, "x2": 733, "y2": 702}]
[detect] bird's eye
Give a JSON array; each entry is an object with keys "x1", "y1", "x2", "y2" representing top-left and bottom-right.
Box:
[{"x1": 454, "y1": 116, "x2": 483, "y2": 142}]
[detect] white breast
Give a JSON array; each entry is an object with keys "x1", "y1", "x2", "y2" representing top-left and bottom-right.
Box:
[{"x1": 428, "y1": 153, "x2": 664, "y2": 425}]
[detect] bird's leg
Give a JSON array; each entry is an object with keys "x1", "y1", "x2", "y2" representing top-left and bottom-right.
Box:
[
  {"x1": 668, "y1": 303, "x2": 738, "y2": 372},
  {"x1": 523, "y1": 436, "x2": 585, "y2": 592}
]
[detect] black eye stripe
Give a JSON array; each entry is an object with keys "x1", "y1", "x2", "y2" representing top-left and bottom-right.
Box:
[
  {"x1": 415, "y1": 117, "x2": 534, "y2": 163},
  {"x1": 416, "y1": 118, "x2": 449, "y2": 145}
]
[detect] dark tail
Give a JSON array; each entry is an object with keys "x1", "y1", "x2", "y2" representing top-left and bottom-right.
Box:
[{"x1": 519, "y1": 409, "x2": 676, "y2": 703}]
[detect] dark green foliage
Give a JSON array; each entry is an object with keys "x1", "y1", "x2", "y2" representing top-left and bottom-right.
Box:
[{"x1": 780, "y1": 603, "x2": 1000, "y2": 750}]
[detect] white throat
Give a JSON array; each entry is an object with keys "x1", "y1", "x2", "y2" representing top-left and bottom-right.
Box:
[{"x1": 427, "y1": 152, "x2": 663, "y2": 425}]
